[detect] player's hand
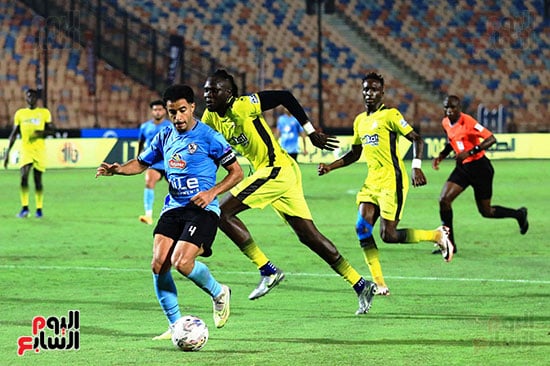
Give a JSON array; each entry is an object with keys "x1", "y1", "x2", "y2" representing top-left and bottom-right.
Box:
[
  {"x1": 95, "y1": 162, "x2": 120, "y2": 178},
  {"x1": 317, "y1": 163, "x2": 331, "y2": 176},
  {"x1": 432, "y1": 157, "x2": 442, "y2": 170},
  {"x1": 309, "y1": 132, "x2": 339, "y2": 151},
  {"x1": 191, "y1": 190, "x2": 215, "y2": 209},
  {"x1": 411, "y1": 168, "x2": 427, "y2": 187}
]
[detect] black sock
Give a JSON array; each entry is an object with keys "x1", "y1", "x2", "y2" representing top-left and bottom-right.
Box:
[{"x1": 492, "y1": 205, "x2": 519, "y2": 219}]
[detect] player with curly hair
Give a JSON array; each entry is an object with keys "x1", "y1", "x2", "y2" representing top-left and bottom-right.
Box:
[{"x1": 201, "y1": 69, "x2": 377, "y2": 315}]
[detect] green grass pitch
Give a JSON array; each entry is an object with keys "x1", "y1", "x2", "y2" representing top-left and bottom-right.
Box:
[{"x1": 0, "y1": 160, "x2": 548, "y2": 365}]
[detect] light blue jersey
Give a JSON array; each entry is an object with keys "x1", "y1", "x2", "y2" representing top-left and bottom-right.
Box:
[
  {"x1": 277, "y1": 114, "x2": 303, "y2": 154},
  {"x1": 138, "y1": 119, "x2": 172, "y2": 170},
  {"x1": 138, "y1": 120, "x2": 235, "y2": 217}
]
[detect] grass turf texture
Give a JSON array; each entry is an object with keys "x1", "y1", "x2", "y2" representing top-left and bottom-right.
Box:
[{"x1": 0, "y1": 160, "x2": 548, "y2": 365}]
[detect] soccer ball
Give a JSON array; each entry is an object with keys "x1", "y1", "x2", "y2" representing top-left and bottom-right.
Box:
[{"x1": 171, "y1": 315, "x2": 209, "y2": 351}]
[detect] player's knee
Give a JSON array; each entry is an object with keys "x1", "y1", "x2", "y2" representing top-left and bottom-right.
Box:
[
  {"x1": 172, "y1": 255, "x2": 194, "y2": 276},
  {"x1": 356, "y1": 214, "x2": 374, "y2": 241},
  {"x1": 151, "y1": 258, "x2": 163, "y2": 274},
  {"x1": 479, "y1": 208, "x2": 493, "y2": 218},
  {"x1": 217, "y1": 213, "x2": 232, "y2": 233},
  {"x1": 380, "y1": 228, "x2": 399, "y2": 243}
]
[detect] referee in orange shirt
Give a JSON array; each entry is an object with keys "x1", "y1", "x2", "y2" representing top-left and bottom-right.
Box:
[{"x1": 432, "y1": 95, "x2": 529, "y2": 254}]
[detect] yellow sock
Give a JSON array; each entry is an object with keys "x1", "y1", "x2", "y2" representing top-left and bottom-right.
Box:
[
  {"x1": 362, "y1": 246, "x2": 385, "y2": 287},
  {"x1": 241, "y1": 239, "x2": 270, "y2": 269},
  {"x1": 20, "y1": 187, "x2": 29, "y2": 206},
  {"x1": 35, "y1": 190, "x2": 44, "y2": 209},
  {"x1": 331, "y1": 256, "x2": 362, "y2": 287},
  {"x1": 403, "y1": 228, "x2": 438, "y2": 243}
]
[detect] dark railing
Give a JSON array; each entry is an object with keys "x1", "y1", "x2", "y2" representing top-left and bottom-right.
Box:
[{"x1": 19, "y1": 0, "x2": 246, "y2": 115}]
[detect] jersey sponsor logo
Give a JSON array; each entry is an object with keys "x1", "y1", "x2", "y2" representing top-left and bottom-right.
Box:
[
  {"x1": 400, "y1": 118, "x2": 409, "y2": 128},
  {"x1": 229, "y1": 133, "x2": 249, "y2": 146},
  {"x1": 22, "y1": 117, "x2": 42, "y2": 126},
  {"x1": 188, "y1": 143, "x2": 197, "y2": 154},
  {"x1": 168, "y1": 152, "x2": 186, "y2": 169},
  {"x1": 169, "y1": 177, "x2": 199, "y2": 197},
  {"x1": 361, "y1": 134, "x2": 379, "y2": 146}
]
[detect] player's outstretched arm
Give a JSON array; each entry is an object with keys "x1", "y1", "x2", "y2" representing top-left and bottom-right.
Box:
[
  {"x1": 318, "y1": 144, "x2": 362, "y2": 175},
  {"x1": 257, "y1": 90, "x2": 339, "y2": 151},
  {"x1": 95, "y1": 159, "x2": 148, "y2": 178}
]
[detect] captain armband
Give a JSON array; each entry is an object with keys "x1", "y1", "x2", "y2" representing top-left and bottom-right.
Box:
[
  {"x1": 220, "y1": 151, "x2": 237, "y2": 167},
  {"x1": 302, "y1": 121, "x2": 316, "y2": 135}
]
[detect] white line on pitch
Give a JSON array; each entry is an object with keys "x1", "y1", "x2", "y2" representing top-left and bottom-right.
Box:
[{"x1": 0, "y1": 264, "x2": 548, "y2": 284}]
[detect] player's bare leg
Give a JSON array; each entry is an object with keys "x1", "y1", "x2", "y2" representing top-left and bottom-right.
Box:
[{"x1": 219, "y1": 194, "x2": 285, "y2": 300}]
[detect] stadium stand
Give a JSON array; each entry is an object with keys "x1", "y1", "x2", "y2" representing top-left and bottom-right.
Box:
[
  {"x1": 0, "y1": 0, "x2": 159, "y2": 129},
  {"x1": 115, "y1": 0, "x2": 432, "y2": 130},
  {"x1": 116, "y1": 0, "x2": 549, "y2": 133},
  {"x1": 336, "y1": 0, "x2": 550, "y2": 132},
  {"x1": 1, "y1": 1, "x2": 548, "y2": 133}
]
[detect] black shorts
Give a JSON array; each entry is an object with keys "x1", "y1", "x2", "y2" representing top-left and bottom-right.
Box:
[
  {"x1": 153, "y1": 207, "x2": 220, "y2": 257},
  {"x1": 448, "y1": 156, "x2": 494, "y2": 200}
]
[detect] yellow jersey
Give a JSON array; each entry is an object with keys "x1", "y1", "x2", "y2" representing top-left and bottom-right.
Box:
[
  {"x1": 201, "y1": 94, "x2": 294, "y2": 170},
  {"x1": 14, "y1": 107, "x2": 52, "y2": 152},
  {"x1": 352, "y1": 104, "x2": 413, "y2": 190}
]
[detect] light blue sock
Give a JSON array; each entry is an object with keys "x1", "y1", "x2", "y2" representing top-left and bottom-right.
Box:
[
  {"x1": 186, "y1": 261, "x2": 222, "y2": 298},
  {"x1": 144, "y1": 188, "x2": 154, "y2": 214},
  {"x1": 153, "y1": 271, "x2": 181, "y2": 324}
]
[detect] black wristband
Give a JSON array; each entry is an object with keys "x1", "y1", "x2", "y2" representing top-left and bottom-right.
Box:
[{"x1": 469, "y1": 145, "x2": 481, "y2": 156}]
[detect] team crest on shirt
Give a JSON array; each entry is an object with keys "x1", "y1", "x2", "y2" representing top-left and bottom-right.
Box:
[
  {"x1": 362, "y1": 134, "x2": 379, "y2": 146},
  {"x1": 188, "y1": 143, "x2": 197, "y2": 154},
  {"x1": 168, "y1": 153, "x2": 186, "y2": 169}
]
